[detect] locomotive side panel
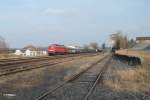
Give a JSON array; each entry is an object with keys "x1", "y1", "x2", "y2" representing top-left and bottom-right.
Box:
[{"x1": 48, "y1": 44, "x2": 69, "y2": 55}]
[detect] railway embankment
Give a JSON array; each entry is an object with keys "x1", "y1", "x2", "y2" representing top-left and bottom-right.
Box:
[
  {"x1": 90, "y1": 57, "x2": 150, "y2": 100},
  {"x1": 116, "y1": 49, "x2": 150, "y2": 64},
  {"x1": 98, "y1": 50, "x2": 150, "y2": 100}
]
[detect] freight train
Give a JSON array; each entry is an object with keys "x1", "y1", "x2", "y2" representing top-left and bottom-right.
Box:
[{"x1": 47, "y1": 44, "x2": 100, "y2": 56}]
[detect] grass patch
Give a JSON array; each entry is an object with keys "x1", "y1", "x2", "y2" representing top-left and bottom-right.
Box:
[
  {"x1": 105, "y1": 66, "x2": 150, "y2": 94},
  {"x1": 0, "y1": 53, "x2": 20, "y2": 59}
]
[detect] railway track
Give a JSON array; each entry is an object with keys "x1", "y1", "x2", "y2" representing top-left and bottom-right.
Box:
[
  {"x1": 0, "y1": 53, "x2": 93, "y2": 66},
  {"x1": 36, "y1": 54, "x2": 112, "y2": 100},
  {"x1": 0, "y1": 54, "x2": 83, "y2": 67},
  {"x1": 0, "y1": 53, "x2": 99, "y2": 77},
  {"x1": 0, "y1": 56, "x2": 51, "y2": 66}
]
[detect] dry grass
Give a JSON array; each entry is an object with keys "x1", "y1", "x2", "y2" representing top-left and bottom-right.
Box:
[
  {"x1": 0, "y1": 53, "x2": 20, "y2": 59},
  {"x1": 105, "y1": 49, "x2": 150, "y2": 97},
  {"x1": 117, "y1": 67, "x2": 150, "y2": 81},
  {"x1": 105, "y1": 66, "x2": 150, "y2": 93}
]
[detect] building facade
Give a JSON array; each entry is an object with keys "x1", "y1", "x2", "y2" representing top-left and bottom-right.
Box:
[
  {"x1": 136, "y1": 37, "x2": 150, "y2": 43},
  {"x1": 14, "y1": 45, "x2": 47, "y2": 57}
]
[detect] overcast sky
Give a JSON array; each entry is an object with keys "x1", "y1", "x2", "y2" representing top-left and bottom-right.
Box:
[{"x1": 0, "y1": 0, "x2": 150, "y2": 48}]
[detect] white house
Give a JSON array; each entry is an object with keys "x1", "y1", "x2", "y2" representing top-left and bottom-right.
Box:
[
  {"x1": 14, "y1": 45, "x2": 47, "y2": 57},
  {"x1": 14, "y1": 50, "x2": 23, "y2": 55},
  {"x1": 24, "y1": 49, "x2": 47, "y2": 57}
]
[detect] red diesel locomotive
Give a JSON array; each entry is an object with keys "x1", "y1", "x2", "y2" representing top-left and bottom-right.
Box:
[{"x1": 48, "y1": 44, "x2": 69, "y2": 55}]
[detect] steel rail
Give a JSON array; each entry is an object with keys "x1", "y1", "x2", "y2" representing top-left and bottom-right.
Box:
[
  {"x1": 0, "y1": 53, "x2": 99, "y2": 77},
  {"x1": 83, "y1": 56, "x2": 112, "y2": 100},
  {"x1": 0, "y1": 53, "x2": 98, "y2": 66},
  {"x1": 36, "y1": 55, "x2": 109, "y2": 100}
]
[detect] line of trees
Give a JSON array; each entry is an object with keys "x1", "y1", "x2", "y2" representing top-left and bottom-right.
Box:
[
  {"x1": 111, "y1": 32, "x2": 136, "y2": 50},
  {"x1": 83, "y1": 42, "x2": 99, "y2": 51},
  {"x1": 83, "y1": 42, "x2": 106, "y2": 52}
]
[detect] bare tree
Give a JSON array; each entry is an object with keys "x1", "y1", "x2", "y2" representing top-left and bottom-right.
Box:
[
  {"x1": 110, "y1": 32, "x2": 129, "y2": 49},
  {"x1": 102, "y1": 43, "x2": 106, "y2": 49},
  {"x1": 83, "y1": 44, "x2": 90, "y2": 52},
  {"x1": 128, "y1": 38, "x2": 136, "y2": 48},
  {"x1": 115, "y1": 38, "x2": 120, "y2": 49},
  {"x1": 0, "y1": 36, "x2": 9, "y2": 52},
  {"x1": 89, "y1": 42, "x2": 99, "y2": 50}
]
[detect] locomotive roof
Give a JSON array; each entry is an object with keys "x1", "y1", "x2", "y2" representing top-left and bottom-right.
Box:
[{"x1": 50, "y1": 44, "x2": 66, "y2": 47}]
